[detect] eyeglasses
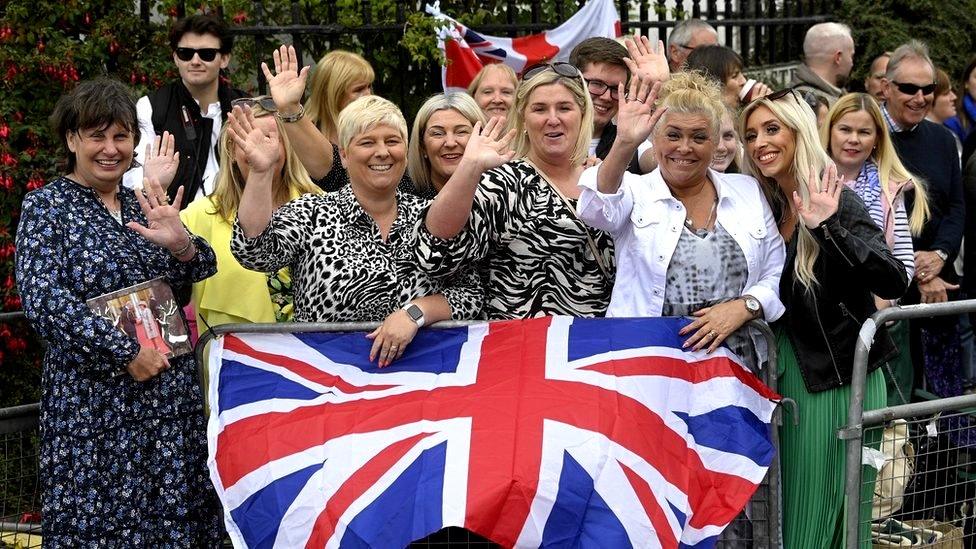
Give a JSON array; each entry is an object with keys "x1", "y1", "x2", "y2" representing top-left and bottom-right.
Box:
[
  {"x1": 586, "y1": 79, "x2": 621, "y2": 100},
  {"x1": 175, "y1": 47, "x2": 221, "y2": 62},
  {"x1": 891, "y1": 81, "x2": 936, "y2": 96},
  {"x1": 231, "y1": 96, "x2": 278, "y2": 112},
  {"x1": 522, "y1": 62, "x2": 583, "y2": 83}
]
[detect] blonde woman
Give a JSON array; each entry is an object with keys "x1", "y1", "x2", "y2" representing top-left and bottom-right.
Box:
[
  {"x1": 419, "y1": 64, "x2": 619, "y2": 319},
  {"x1": 578, "y1": 71, "x2": 784, "y2": 372},
  {"x1": 181, "y1": 97, "x2": 321, "y2": 330},
  {"x1": 261, "y1": 45, "x2": 391, "y2": 193},
  {"x1": 407, "y1": 93, "x2": 486, "y2": 197},
  {"x1": 740, "y1": 90, "x2": 908, "y2": 548},
  {"x1": 231, "y1": 95, "x2": 483, "y2": 365},
  {"x1": 467, "y1": 64, "x2": 518, "y2": 121}
]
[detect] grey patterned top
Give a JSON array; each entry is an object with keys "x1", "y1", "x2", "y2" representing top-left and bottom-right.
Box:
[{"x1": 662, "y1": 222, "x2": 760, "y2": 370}]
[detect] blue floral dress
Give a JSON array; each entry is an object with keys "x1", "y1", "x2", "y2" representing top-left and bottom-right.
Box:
[{"x1": 14, "y1": 176, "x2": 222, "y2": 547}]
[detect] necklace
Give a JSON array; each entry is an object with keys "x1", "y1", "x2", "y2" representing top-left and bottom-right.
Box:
[{"x1": 684, "y1": 195, "x2": 718, "y2": 233}]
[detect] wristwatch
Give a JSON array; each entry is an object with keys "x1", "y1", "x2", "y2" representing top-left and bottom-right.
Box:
[
  {"x1": 403, "y1": 303, "x2": 425, "y2": 327},
  {"x1": 742, "y1": 296, "x2": 762, "y2": 318},
  {"x1": 934, "y1": 249, "x2": 949, "y2": 262}
]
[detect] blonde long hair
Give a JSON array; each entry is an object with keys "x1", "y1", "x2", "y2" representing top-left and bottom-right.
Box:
[
  {"x1": 821, "y1": 93, "x2": 930, "y2": 235},
  {"x1": 408, "y1": 93, "x2": 486, "y2": 194},
  {"x1": 306, "y1": 50, "x2": 375, "y2": 140},
  {"x1": 511, "y1": 68, "x2": 593, "y2": 166},
  {"x1": 210, "y1": 101, "x2": 320, "y2": 221},
  {"x1": 739, "y1": 93, "x2": 831, "y2": 291}
]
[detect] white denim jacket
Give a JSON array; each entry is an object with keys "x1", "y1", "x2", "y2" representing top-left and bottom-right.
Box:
[{"x1": 578, "y1": 165, "x2": 786, "y2": 320}]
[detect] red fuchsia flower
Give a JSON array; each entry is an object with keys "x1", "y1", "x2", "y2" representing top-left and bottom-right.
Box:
[
  {"x1": 4, "y1": 295, "x2": 21, "y2": 311},
  {"x1": 233, "y1": 11, "x2": 248, "y2": 24},
  {"x1": 7, "y1": 335, "x2": 27, "y2": 352},
  {"x1": 0, "y1": 174, "x2": 13, "y2": 190},
  {"x1": 1, "y1": 152, "x2": 17, "y2": 167},
  {"x1": 0, "y1": 124, "x2": 9, "y2": 140},
  {"x1": 3, "y1": 274, "x2": 14, "y2": 290},
  {"x1": 26, "y1": 175, "x2": 44, "y2": 190}
]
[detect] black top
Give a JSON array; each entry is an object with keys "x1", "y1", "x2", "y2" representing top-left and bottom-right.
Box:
[
  {"x1": 778, "y1": 188, "x2": 908, "y2": 393},
  {"x1": 890, "y1": 119, "x2": 966, "y2": 264},
  {"x1": 594, "y1": 122, "x2": 642, "y2": 174},
  {"x1": 147, "y1": 80, "x2": 247, "y2": 210}
]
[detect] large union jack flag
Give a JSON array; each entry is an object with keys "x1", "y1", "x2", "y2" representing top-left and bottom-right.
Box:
[{"x1": 207, "y1": 316, "x2": 779, "y2": 548}]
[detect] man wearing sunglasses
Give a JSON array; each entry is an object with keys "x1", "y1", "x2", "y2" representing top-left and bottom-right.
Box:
[{"x1": 124, "y1": 14, "x2": 246, "y2": 209}]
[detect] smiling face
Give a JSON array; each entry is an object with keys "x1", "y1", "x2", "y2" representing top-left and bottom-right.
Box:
[
  {"x1": 743, "y1": 105, "x2": 796, "y2": 185},
  {"x1": 473, "y1": 66, "x2": 516, "y2": 120},
  {"x1": 865, "y1": 55, "x2": 889, "y2": 100},
  {"x1": 66, "y1": 121, "x2": 135, "y2": 192},
  {"x1": 652, "y1": 112, "x2": 716, "y2": 189},
  {"x1": 423, "y1": 108, "x2": 473, "y2": 189},
  {"x1": 581, "y1": 61, "x2": 628, "y2": 133},
  {"x1": 883, "y1": 57, "x2": 935, "y2": 128},
  {"x1": 173, "y1": 32, "x2": 229, "y2": 89},
  {"x1": 340, "y1": 123, "x2": 407, "y2": 194},
  {"x1": 828, "y1": 110, "x2": 877, "y2": 176},
  {"x1": 710, "y1": 112, "x2": 739, "y2": 172},
  {"x1": 232, "y1": 115, "x2": 286, "y2": 183},
  {"x1": 523, "y1": 82, "x2": 583, "y2": 163}
]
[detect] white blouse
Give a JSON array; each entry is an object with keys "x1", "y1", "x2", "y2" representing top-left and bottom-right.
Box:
[{"x1": 577, "y1": 165, "x2": 786, "y2": 320}]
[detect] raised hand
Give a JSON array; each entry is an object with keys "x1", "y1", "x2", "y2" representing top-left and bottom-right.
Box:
[
  {"x1": 794, "y1": 163, "x2": 842, "y2": 229},
  {"x1": 226, "y1": 105, "x2": 281, "y2": 175},
  {"x1": 141, "y1": 131, "x2": 180, "y2": 192},
  {"x1": 460, "y1": 116, "x2": 517, "y2": 173},
  {"x1": 623, "y1": 36, "x2": 670, "y2": 84},
  {"x1": 126, "y1": 177, "x2": 189, "y2": 252},
  {"x1": 614, "y1": 75, "x2": 665, "y2": 147},
  {"x1": 260, "y1": 44, "x2": 310, "y2": 114}
]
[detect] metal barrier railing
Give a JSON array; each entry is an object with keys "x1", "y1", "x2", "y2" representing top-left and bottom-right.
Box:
[
  {"x1": 0, "y1": 403, "x2": 41, "y2": 549},
  {"x1": 843, "y1": 299, "x2": 976, "y2": 548},
  {"x1": 195, "y1": 317, "x2": 783, "y2": 548}
]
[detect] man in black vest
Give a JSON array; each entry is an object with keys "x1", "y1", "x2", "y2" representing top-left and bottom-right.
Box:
[{"x1": 124, "y1": 14, "x2": 246, "y2": 209}]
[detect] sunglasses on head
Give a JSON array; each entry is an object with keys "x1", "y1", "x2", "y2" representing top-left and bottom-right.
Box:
[
  {"x1": 175, "y1": 47, "x2": 221, "y2": 62},
  {"x1": 766, "y1": 87, "x2": 801, "y2": 103},
  {"x1": 231, "y1": 96, "x2": 278, "y2": 112},
  {"x1": 521, "y1": 62, "x2": 582, "y2": 82},
  {"x1": 891, "y1": 81, "x2": 936, "y2": 96}
]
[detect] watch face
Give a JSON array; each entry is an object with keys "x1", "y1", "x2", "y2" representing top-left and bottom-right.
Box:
[
  {"x1": 745, "y1": 298, "x2": 760, "y2": 312},
  {"x1": 407, "y1": 305, "x2": 424, "y2": 322}
]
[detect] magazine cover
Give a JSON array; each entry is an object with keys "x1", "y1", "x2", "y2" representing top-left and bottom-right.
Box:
[{"x1": 86, "y1": 277, "x2": 191, "y2": 358}]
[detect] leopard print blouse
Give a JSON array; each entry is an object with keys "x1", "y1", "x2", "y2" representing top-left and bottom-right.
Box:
[
  {"x1": 231, "y1": 185, "x2": 483, "y2": 322},
  {"x1": 416, "y1": 160, "x2": 615, "y2": 319}
]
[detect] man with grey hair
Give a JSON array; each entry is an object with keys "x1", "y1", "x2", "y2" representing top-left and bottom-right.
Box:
[
  {"x1": 788, "y1": 22, "x2": 855, "y2": 106},
  {"x1": 883, "y1": 39, "x2": 966, "y2": 398},
  {"x1": 666, "y1": 19, "x2": 718, "y2": 72}
]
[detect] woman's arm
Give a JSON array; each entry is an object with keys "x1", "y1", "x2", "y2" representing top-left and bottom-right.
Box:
[
  {"x1": 262, "y1": 44, "x2": 335, "y2": 179},
  {"x1": 16, "y1": 191, "x2": 141, "y2": 374},
  {"x1": 741, "y1": 187, "x2": 786, "y2": 322},
  {"x1": 425, "y1": 118, "x2": 515, "y2": 239},
  {"x1": 366, "y1": 295, "x2": 455, "y2": 368}
]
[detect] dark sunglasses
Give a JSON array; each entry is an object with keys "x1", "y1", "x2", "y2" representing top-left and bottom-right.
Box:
[
  {"x1": 175, "y1": 47, "x2": 221, "y2": 62},
  {"x1": 891, "y1": 81, "x2": 936, "y2": 96},
  {"x1": 231, "y1": 96, "x2": 278, "y2": 112},
  {"x1": 522, "y1": 62, "x2": 582, "y2": 82},
  {"x1": 586, "y1": 79, "x2": 621, "y2": 100},
  {"x1": 766, "y1": 87, "x2": 801, "y2": 103}
]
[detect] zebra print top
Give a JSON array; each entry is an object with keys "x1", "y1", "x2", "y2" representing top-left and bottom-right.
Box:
[{"x1": 416, "y1": 160, "x2": 615, "y2": 319}]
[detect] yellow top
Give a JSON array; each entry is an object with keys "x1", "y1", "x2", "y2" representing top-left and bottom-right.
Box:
[{"x1": 180, "y1": 191, "x2": 302, "y2": 330}]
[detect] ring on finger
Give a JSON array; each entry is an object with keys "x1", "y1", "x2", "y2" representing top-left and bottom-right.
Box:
[{"x1": 708, "y1": 330, "x2": 717, "y2": 338}]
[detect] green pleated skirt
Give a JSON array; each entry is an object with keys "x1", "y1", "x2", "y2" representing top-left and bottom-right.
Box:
[{"x1": 777, "y1": 328, "x2": 886, "y2": 549}]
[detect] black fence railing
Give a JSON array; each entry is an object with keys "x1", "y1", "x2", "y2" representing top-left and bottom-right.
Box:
[{"x1": 160, "y1": 0, "x2": 836, "y2": 116}]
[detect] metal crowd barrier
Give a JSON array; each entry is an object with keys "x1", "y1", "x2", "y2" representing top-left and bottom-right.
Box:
[
  {"x1": 196, "y1": 318, "x2": 784, "y2": 548},
  {"x1": 843, "y1": 300, "x2": 976, "y2": 548}
]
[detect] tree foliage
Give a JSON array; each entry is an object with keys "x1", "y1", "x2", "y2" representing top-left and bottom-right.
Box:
[{"x1": 838, "y1": 0, "x2": 976, "y2": 84}]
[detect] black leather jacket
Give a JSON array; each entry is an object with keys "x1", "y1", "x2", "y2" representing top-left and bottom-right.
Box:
[{"x1": 779, "y1": 188, "x2": 909, "y2": 393}]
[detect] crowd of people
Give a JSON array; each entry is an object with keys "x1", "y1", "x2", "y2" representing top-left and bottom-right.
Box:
[{"x1": 13, "y1": 12, "x2": 976, "y2": 548}]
